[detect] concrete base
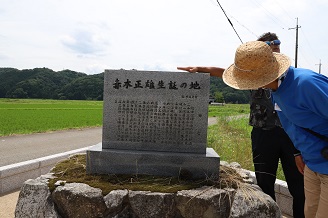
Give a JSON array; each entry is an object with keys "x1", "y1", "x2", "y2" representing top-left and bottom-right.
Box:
[
  {"x1": 86, "y1": 143, "x2": 220, "y2": 180},
  {"x1": 0, "y1": 146, "x2": 92, "y2": 195}
]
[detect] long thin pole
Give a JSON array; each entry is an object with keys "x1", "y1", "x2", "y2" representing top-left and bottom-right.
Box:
[
  {"x1": 289, "y1": 18, "x2": 301, "y2": 68},
  {"x1": 316, "y1": 60, "x2": 322, "y2": 74}
]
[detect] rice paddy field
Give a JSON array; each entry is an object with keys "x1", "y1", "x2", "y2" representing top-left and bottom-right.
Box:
[{"x1": 0, "y1": 98, "x2": 103, "y2": 136}]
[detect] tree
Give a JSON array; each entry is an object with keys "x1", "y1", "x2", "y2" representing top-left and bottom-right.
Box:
[
  {"x1": 11, "y1": 88, "x2": 28, "y2": 98},
  {"x1": 59, "y1": 74, "x2": 103, "y2": 100},
  {"x1": 214, "y1": 91, "x2": 224, "y2": 103}
]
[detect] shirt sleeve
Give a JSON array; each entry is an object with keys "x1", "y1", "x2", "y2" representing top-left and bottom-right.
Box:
[{"x1": 299, "y1": 74, "x2": 328, "y2": 119}]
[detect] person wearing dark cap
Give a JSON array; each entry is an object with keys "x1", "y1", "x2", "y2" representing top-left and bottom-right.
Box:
[
  {"x1": 178, "y1": 32, "x2": 305, "y2": 218},
  {"x1": 222, "y1": 40, "x2": 328, "y2": 218}
]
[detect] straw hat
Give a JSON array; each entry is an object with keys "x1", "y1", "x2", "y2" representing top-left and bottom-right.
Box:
[{"x1": 222, "y1": 41, "x2": 291, "y2": 90}]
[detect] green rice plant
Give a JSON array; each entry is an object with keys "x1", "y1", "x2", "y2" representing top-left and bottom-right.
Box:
[
  {"x1": 208, "y1": 104, "x2": 249, "y2": 117},
  {"x1": 0, "y1": 98, "x2": 103, "y2": 136}
]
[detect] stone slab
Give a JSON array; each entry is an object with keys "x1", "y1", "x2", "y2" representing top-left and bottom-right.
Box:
[
  {"x1": 102, "y1": 69, "x2": 210, "y2": 154},
  {"x1": 86, "y1": 143, "x2": 220, "y2": 180},
  {"x1": 276, "y1": 193, "x2": 293, "y2": 217}
]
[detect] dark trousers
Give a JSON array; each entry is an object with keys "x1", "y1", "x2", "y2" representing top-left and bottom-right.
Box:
[{"x1": 251, "y1": 127, "x2": 305, "y2": 218}]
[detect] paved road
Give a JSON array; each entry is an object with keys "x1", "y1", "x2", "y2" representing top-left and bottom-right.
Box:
[
  {"x1": 0, "y1": 117, "x2": 218, "y2": 167},
  {"x1": 0, "y1": 127, "x2": 102, "y2": 167}
]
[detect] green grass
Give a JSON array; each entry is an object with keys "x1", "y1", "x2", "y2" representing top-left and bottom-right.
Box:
[
  {"x1": 208, "y1": 116, "x2": 253, "y2": 170},
  {"x1": 0, "y1": 98, "x2": 103, "y2": 136},
  {"x1": 207, "y1": 115, "x2": 285, "y2": 181},
  {"x1": 208, "y1": 104, "x2": 249, "y2": 117}
]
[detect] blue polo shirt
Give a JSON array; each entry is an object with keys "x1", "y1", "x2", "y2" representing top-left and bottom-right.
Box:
[{"x1": 272, "y1": 66, "x2": 328, "y2": 174}]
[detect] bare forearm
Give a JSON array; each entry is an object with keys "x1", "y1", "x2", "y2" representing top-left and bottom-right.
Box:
[
  {"x1": 196, "y1": 67, "x2": 224, "y2": 78},
  {"x1": 177, "y1": 66, "x2": 225, "y2": 78}
]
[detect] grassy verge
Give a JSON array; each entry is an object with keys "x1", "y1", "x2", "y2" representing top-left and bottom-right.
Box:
[
  {"x1": 207, "y1": 115, "x2": 285, "y2": 181},
  {"x1": 208, "y1": 116, "x2": 253, "y2": 170}
]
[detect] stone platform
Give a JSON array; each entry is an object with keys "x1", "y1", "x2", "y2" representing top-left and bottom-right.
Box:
[{"x1": 86, "y1": 143, "x2": 220, "y2": 180}]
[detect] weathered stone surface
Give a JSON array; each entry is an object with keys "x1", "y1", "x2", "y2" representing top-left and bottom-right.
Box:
[
  {"x1": 87, "y1": 144, "x2": 220, "y2": 180},
  {"x1": 16, "y1": 167, "x2": 282, "y2": 218},
  {"x1": 230, "y1": 183, "x2": 281, "y2": 218},
  {"x1": 176, "y1": 186, "x2": 232, "y2": 218},
  {"x1": 102, "y1": 69, "x2": 210, "y2": 153},
  {"x1": 129, "y1": 191, "x2": 179, "y2": 218},
  {"x1": 15, "y1": 174, "x2": 59, "y2": 218},
  {"x1": 104, "y1": 189, "x2": 130, "y2": 217},
  {"x1": 52, "y1": 183, "x2": 107, "y2": 218}
]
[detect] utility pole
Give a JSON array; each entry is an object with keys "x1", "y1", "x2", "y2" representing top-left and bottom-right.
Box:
[
  {"x1": 316, "y1": 59, "x2": 322, "y2": 74},
  {"x1": 289, "y1": 18, "x2": 301, "y2": 68}
]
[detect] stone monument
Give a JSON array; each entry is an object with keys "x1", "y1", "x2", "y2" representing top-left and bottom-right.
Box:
[{"x1": 86, "y1": 69, "x2": 220, "y2": 180}]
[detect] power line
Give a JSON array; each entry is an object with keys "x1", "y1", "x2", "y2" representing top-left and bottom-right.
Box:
[
  {"x1": 249, "y1": 0, "x2": 286, "y2": 29},
  {"x1": 271, "y1": 0, "x2": 295, "y2": 22},
  {"x1": 299, "y1": 28, "x2": 319, "y2": 61},
  {"x1": 209, "y1": 0, "x2": 325, "y2": 74},
  {"x1": 228, "y1": 14, "x2": 258, "y2": 39},
  {"x1": 215, "y1": 0, "x2": 243, "y2": 43}
]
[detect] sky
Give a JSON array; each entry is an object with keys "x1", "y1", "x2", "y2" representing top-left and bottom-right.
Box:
[{"x1": 1, "y1": 0, "x2": 328, "y2": 76}]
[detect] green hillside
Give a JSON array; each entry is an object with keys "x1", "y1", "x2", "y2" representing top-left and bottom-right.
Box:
[{"x1": 0, "y1": 68, "x2": 248, "y2": 103}]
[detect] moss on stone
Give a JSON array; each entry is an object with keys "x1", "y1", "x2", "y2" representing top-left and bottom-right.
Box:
[{"x1": 49, "y1": 154, "x2": 243, "y2": 195}]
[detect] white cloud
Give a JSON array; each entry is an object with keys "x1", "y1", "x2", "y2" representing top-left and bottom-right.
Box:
[
  {"x1": 60, "y1": 26, "x2": 110, "y2": 56},
  {"x1": 0, "y1": 0, "x2": 327, "y2": 75}
]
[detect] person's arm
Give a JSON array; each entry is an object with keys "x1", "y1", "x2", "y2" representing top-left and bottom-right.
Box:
[
  {"x1": 177, "y1": 67, "x2": 225, "y2": 78},
  {"x1": 294, "y1": 155, "x2": 305, "y2": 175}
]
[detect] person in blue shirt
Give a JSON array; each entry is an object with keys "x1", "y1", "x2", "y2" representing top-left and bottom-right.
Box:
[
  {"x1": 222, "y1": 40, "x2": 328, "y2": 218},
  {"x1": 178, "y1": 32, "x2": 305, "y2": 218}
]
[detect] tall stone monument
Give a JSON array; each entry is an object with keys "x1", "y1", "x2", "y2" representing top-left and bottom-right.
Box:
[{"x1": 86, "y1": 69, "x2": 220, "y2": 180}]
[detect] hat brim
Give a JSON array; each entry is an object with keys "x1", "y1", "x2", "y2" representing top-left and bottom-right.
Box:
[{"x1": 222, "y1": 52, "x2": 291, "y2": 90}]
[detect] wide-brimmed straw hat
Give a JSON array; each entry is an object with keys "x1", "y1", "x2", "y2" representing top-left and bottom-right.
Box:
[{"x1": 222, "y1": 41, "x2": 291, "y2": 90}]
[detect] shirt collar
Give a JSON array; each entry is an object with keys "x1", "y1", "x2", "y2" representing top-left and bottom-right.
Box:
[{"x1": 278, "y1": 70, "x2": 288, "y2": 87}]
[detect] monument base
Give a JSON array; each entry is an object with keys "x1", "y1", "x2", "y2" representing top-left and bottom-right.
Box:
[{"x1": 86, "y1": 143, "x2": 220, "y2": 180}]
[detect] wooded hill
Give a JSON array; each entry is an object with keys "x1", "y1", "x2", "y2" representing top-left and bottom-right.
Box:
[{"x1": 0, "y1": 67, "x2": 249, "y2": 103}]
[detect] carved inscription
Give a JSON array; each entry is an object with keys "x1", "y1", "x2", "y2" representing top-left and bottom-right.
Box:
[
  {"x1": 115, "y1": 99, "x2": 195, "y2": 145},
  {"x1": 102, "y1": 69, "x2": 209, "y2": 153}
]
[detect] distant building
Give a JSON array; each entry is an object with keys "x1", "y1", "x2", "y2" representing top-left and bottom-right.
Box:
[{"x1": 209, "y1": 95, "x2": 215, "y2": 104}]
